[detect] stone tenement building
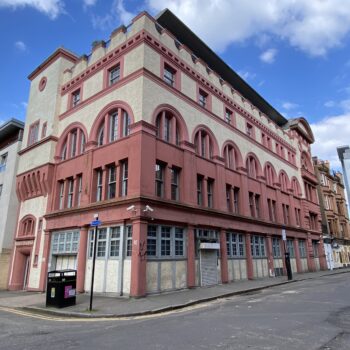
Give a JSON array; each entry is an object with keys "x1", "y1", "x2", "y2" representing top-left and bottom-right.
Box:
[
  {"x1": 0, "y1": 119, "x2": 24, "y2": 289},
  {"x1": 8, "y1": 9, "x2": 326, "y2": 296},
  {"x1": 313, "y1": 157, "x2": 350, "y2": 269}
]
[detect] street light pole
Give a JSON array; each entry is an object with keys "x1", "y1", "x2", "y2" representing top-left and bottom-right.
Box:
[
  {"x1": 89, "y1": 214, "x2": 100, "y2": 311},
  {"x1": 282, "y1": 229, "x2": 293, "y2": 281}
]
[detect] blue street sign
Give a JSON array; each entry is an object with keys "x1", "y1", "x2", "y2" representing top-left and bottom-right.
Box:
[{"x1": 90, "y1": 220, "x2": 101, "y2": 227}]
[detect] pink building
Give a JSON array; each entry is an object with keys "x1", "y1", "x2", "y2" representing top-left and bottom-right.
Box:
[{"x1": 8, "y1": 9, "x2": 326, "y2": 297}]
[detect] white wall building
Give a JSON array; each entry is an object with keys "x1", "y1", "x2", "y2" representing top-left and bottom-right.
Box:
[{"x1": 0, "y1": 119, "x2": 24, "y2": 289}]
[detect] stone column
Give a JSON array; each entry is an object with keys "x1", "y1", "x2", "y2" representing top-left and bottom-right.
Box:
[
  {"x1": 130, "y1": 219, "x2": 148, "y2": 297},
  {"x1": 219, "y1": 229, "x2": 228, "y2": 283},
  {"x1": 245, "y1": 233, "x2": 254, "y2": 280},
  {"x1": 293, "y1": 238, "x2": 302, "y2": 273},
  {"x1": 76, "y1": 226, "x2": 89, "y2": 293},
  {"x1": 187, "y1": 225, "x2": 196, "y2": 288},
  {"x1": 266, "y1": 235, "x2": 274, "y2": 277}
]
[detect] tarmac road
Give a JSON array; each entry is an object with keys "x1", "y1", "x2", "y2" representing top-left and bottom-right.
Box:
[{"x1": 0, "y1": 273, "x2": 349, "y2": 350}]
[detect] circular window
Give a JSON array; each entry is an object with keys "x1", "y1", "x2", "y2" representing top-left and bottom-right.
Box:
[{"x1": 39, "y1": 77, "x2": 47, "y2": 91}]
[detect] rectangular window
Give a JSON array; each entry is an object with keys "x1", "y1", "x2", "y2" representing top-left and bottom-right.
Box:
[
  {"x1": 28, "y1": 122, "x2": 39, "y2": 146},
  {"x1": 155, "y1": 162, "x2": 164, "y2": 198},
  {"x1": 109, "y1": 64, "x2": 120, "y2": 85},
  {"x1": 310, "y1": 213, "x2": 318, "y2": 230},
  {"x1": 97, "y1": 228, "x2": 107, "y2": 257},
  {"x1": 197, "y1": 175, "x2": 203, "y2": 205},
  {"x1": 207, "y1": 178, "x2": 214, "y2": 208},
  {"x1": 122, "y1": 111, "x2": 130, "y2": 137},
  {"x1": 286, "y1": 239, "x2": 295, "y2": 258},
  {"x1": 282, "y1": 204, "x2": 290, "y2": 225},
  {"x1": 0, "y1": 153, "x2": 7, "y2": 172},
  {"x1": 147, "y1": 225, "x2": 157, "y2": 257},
  {"x1": 72, "y1": 89, "x2": 80, "y2": 107},
  {"x1": 126, "y1": 225, "x2": 133, "y2": 257},
  {"x1": 295, "y1": 208, "x2": 301, "y2": 226},
  {"x1": 174, "y1": 228, "x2": 184, "y2": 256},
  {"x1": 299, "y1": 239, "x2": 306, "y2": 258},
  {"x1": 109, "y1": 227, "x2": 120, "y2": 257},
  {"x1": 77, "y1": 175, "x2": 82, "y2": 206},
  {"x1": 254, "y1": 194, "x2": 260, "y2": 218},
  {"x1": 171, "y1": 167, "x2": 180, "y2": 201},
  {"x1": 52, "y1": 231, "x2": 79, "y2": 254},
  {"x1": 41, "y1": 122, "x2": 47, "y2": 139},
  {"x1": 121, "y1": 160, "x2": 128, "y2": 197},
  {"x1": 198, "y1": 89, "x2": 208, "y2": 108},
  {"x1": 272, "y1": 237, "x2": 281, "y2": 258},
  {"x1": 109, "y1": 112, "x2": 118, "y2": 142},
  {"x1": 233, "y1": 187, "x2": 240, "y2": 214},
  {"x1": 0, "y1": 184, "x2": 3, "y2": 197},
  {"x1": 146, "y1": 225, "x2": 185, "y2": 258},
  {"x1": 268, "y1": 199, "x2": 276, "y2": 222},
  {"x1": 161, "y1": 226, "x2": 171, "y2": 256},
  {"x1": 226, "y1": 185, "x2": 232, "y2": 212},
  {"x1": 67, "y1": 178, "x2": 74, "y2": 208},
  {"x1": 164, "y1": 64, "x2": 176, "y2": 87},
  {"x1": 225, "y1": 109, "x2": 232, "y2": 124},
  {"x1": 70, "y1": 130, "x2": 77, "y2": 157},
  {"x1": 246, "y1": 123, "x2": 253, "y2": 137},
  {"x1": 226, "y1": 232, "x2": 245, "y2": 258},
  {"x1": 96, "y1": 169, "x2": 103, "y2": 201},
  {"x1": 107, "y1": 165, "x2": 116, "y2": 199},
  {"x1": 58, "y1": 181, "x2": 64, "y2": 209},
  {"x1": 250, "y1": 235, "x2": 266, "y2": 257},
  {"x1": 249, "y1": 192, "x2": 254, "y2": 217}
]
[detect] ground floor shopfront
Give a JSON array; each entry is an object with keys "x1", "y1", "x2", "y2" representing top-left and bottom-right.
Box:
[{"x1": 8, "y1": 201, "x2": 327, "y2": 296}]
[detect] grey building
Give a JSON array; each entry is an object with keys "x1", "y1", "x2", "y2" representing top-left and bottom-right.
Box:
[
  {"x1": 0, "y1": 119, "x2": 24, "y2": 289},
  {"x1": 337, "y1": 146, "x2": 350, "y2": 205}
]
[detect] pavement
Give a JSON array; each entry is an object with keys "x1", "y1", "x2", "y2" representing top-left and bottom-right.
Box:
[{"x1": 1, "y1": 268, "x2": 349, "y2": 319}]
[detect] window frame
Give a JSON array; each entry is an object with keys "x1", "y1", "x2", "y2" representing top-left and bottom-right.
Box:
[
  {"x1": 226, "y1": 232, "x2": 245, "y2": 258},
  {"x1": 146, "y1": 225, "x2": 186, "y2": 259}
]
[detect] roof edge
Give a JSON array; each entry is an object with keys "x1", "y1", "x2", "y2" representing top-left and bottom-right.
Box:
[{"x1": 28, "y1": 47, "x2": 78, "y2": 81}]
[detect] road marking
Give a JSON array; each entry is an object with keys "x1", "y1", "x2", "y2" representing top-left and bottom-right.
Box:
[{"x1": 0, "y1": 300, "x2": 213, "y2": 323}]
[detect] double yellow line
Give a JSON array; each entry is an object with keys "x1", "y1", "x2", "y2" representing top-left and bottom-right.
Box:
[{"x1": 0, "y1": 300, "x2": 212, "y2": 322}]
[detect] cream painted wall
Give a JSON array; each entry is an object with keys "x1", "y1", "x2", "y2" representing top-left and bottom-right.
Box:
[
  {"x1": 142, "y1": 77, "x2": 302, "y2": 182},
  {"x1": 0, "y1": 140, "x2": 21, "y2": 251},
  {"x1": 58, "y1": 77, "x2": 144, "y2": 138},
  {"x1": 84, "y1": 70, "x2": 104, "y2": 100}
]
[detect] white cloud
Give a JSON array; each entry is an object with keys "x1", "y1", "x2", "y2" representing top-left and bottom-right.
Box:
[
  {"x1": 237, "y1": 70, "x2": 256, "y2": 81},
  {"x1": 147, "y1": 0, "x2": 350, "y2": 56},
  {"x1": 0, "y1": 0, "x2": 64, "y2": 19},
  {"x1": 83, "y1": 0, "x2": 97, "y2": 6},
  {"x1": 324, "y1": 100, "x2": 335, "y2": 108},
  {"x1": 282, "y1": 101, "x2": 299, "y2": 110},
  {"x1": 260, "y1": 48, "x2": 277, "y2": 63},
  {"x1": 14, "y1": 40, "x2": 26, "y2": 51},
  {"x1": 311, "y1": 114, "x2": 350, "y2": 169},
  {"x1": 92, "y1": 0, "x2": 135, "y2": 30}
]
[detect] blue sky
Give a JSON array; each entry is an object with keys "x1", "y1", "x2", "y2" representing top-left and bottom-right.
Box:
[{"x1": 1, "y1": 0, "x2": 350, "y2": 168}]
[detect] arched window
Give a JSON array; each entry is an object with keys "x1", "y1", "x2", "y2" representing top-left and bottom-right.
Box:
[
  {"x1": 246, "y1": 156, "x2": 257, "y2": 179},
  {"x1": 194, "y1": 129, "x2": 213, "y2": 159},
  {"x1": 265, "y1": 164, "x2": 275, "y2": 186},
  {"x1": 280, "y1": 172, "x2": 289, "y2": 192},
  {"x1": 18, "y1": 216, "x2": 36, "y2": 237},
  {"x1": 155, "y1": 110, "x2": 180, "y2": 145},
  {"x1": 224, "y1": 144, "x2": 237, "y2": 170},
  {"x1": 60, "y1": 127, "x2": 86, "y2": 161},
  {"x1": 291, "y1": 178, "x2": 300, "y2": 196},
  {"x1": 96, "y1": 108, "x2": 130, "y2": 147}
]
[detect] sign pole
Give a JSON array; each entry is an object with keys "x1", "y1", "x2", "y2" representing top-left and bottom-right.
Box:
[{"x1": 89, "y1": 215, "x2": 100, "y2": 311}]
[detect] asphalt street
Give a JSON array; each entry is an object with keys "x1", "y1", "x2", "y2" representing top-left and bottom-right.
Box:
[{"x1": 0, "y1": 273, "x2": 349, "y2": 350}]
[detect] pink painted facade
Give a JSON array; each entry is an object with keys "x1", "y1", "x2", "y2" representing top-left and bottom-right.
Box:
[{"x1": 8, "y1": 10, "x2": 326, "y2": 296}]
